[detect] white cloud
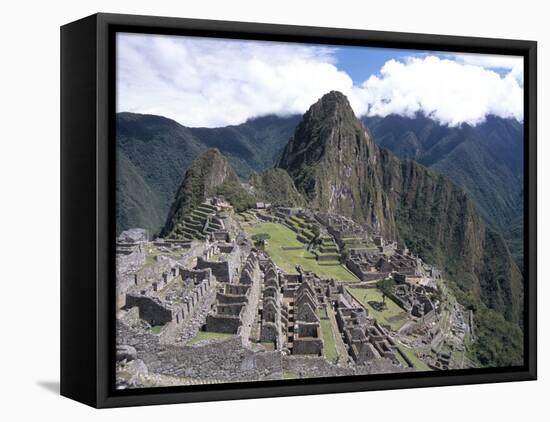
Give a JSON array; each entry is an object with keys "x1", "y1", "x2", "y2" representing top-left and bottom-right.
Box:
[
  {"x1": 360, "y1": 56, "x2": 524, "y2": 126},
  {"x1": 449, "y1": 53, "x2": 524, "y2": 85},
  {"x1": 117, "y1": 33, "x2": 354, "y2": 127},
  {"x1": 117, "y1": 33, "x2": 524, "y2": 128}
]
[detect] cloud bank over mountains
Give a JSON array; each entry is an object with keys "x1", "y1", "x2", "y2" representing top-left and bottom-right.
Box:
[{"x1": 117, "y1": 33, "x2": 523, "y2": 128}]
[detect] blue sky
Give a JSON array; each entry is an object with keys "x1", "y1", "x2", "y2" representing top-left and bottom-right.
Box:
[
  {"x1": 334, "y1": 46, "x2": 426, "y2": 84},
  {"x1": 117, "y1": 33, "x2": 524, "y2": 127}
]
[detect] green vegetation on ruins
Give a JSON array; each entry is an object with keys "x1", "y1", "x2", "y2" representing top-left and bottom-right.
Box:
[
  {"x1": 346, "y1": 287, "x2": 408, "y2": 331},
  {"x1": 282, "y1": 371, "x2": 300, "y2": 380},
  {"x1": 244, "y1": 222, "x2": 358, "y2": 281},
  {"x1": 397, "y1": 346, "x2": 432, "y2": 372},
  {"x1": 319, "y1": 308, "x2": 339, "y2": 364},
  {"x1": 188, "y1": 331, "x2": 232, "y2": 345},
  {"x1": 151, "y1": 325, "x2": 164, "y2": 335}
]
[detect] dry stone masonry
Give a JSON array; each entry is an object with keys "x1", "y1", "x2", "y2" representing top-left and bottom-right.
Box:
[{"x1": 116, "y1": 194, "x2": 475, "y2": 388}]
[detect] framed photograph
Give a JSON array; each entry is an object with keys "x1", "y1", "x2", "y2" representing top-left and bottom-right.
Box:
[{"x1": 60, "y1": 13, "x2": 537, "y2": 408}]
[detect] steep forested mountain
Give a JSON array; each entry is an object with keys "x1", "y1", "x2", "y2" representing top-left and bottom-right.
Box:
[
  {"x1": 249, "y1": 168, "x2": 305, "y2": 207},
  {"x1": 362, "y1": 114, "x2": 524, "y2": 270},
  {"x1": 116, "y1": 113, "x2": 299, "y2": 234},
  {"x1": 189, "y1": 114, "x2": 302, "y2": 173}
]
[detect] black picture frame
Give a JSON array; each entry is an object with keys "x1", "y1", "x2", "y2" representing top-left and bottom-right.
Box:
[{"x1": 60, "y1": 12, "x2": 537, "y2": 408}]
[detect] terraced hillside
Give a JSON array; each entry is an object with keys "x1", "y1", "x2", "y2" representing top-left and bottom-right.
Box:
[{"x1": 168, "y1": 202, "x2": 224, "y2": 241}]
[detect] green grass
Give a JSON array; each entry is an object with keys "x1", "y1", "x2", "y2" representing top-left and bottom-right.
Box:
[
  {"x1": 245, "y1": 222, "x2": 359, "y2": 281},
  {"x1": 142, "y1": 255, "x2": 157, "y2": 268},
  {"x1": 282, "y1": 370, "x2": 301, "y2": 380},
  {"x1": 320, "y1": 317, "x2": 339, "y2": 364},
  {"x1": 315, "y1": 251, "x2": 340, "y2": 259},
  {"x1": 346, "y1": 287, "x2": 408, "y2": 331},
  {"x1": 151, "y1": 325, "x2": 164, "y2": 335},
  {"x1": 188, "y1": 331, "x2": 232, "y2": 344},
  {"x1": 397, "y1": 346, "x2": 432, "y2": 372}
]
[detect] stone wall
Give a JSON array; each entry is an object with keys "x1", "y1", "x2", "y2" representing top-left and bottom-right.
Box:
[
  {"x1": 179, "y1": 267, "x2": 212, "y2": 283},
  {"x1": 204, "y1": 313, "x2": 241, "y2": 333},
  {"x1": 204, "y1": 252, "x2": 261, "y2": 342},
  {"x1": 125, "y1": 294, "x2": 173, "y2": 327},
  {"x1": 116, "y1": 244, "x2": 146, "y2": 309},
  {"x1": 237, "y1": 254, "x2": 261, "y2": 343},
  {"x1": 125, "y1": 263, "x2": 216, "y2": 343},
  {"x1": 117, "y1": 320, "x2": 283, "y2": 382},
  {"x1": 283, "y1": 355, "x2": 354, "y2": 378},
  {"x1": 293, "y1": 337, "x2": 323, "y2": 355},
  {"x1": 196, "y1": 257, "x2": 232, "y2": 283}
]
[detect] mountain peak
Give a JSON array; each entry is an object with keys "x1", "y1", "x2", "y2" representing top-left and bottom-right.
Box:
[
  {"x1": 277, "y1": 91, "x2": 369, "y2": 175},
  {"x1": 306, "y1": 91, "x2": 355, "y2": 122},
  {"x1": 277, "y1": 91, "x2": 385, "y2": 230},
  {"x1": 318, "y1": 90, "x2": 350, "y2": 103},
  {"x1": 200, "y1": 147, "x2": 224, "y2": 161}
]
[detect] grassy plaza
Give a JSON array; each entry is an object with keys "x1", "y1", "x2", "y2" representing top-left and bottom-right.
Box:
[
  {"x1": 346, "y1": 287, "x2": 408, "y2": 331},
  {"x1": 245, "y1": 222, "x2": 359, "y2": 282}
]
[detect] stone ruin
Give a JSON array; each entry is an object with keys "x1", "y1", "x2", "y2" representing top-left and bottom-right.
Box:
[
  {"x1": 315, "y1": 212, "x2": 371, "y2": 247},
  {"x1": 115, "y1": 199, "x2": 454, "y2": 386},
  {"x1": 335, "y1": 294, "x2": 400, "y2": 365},
  {"x1": 204, "y1": 252, "x2": 261, "y2": 342},
  {"x1": 153, "y1": 238, "x2": 192, "y2": 250},
  {"x1": 392, "y1": 282, "x2": 435, "y2": 319},
  {"x1": 116, "y1": 308, "x2": 283, "y2": 386},
  {"x1": 290, "y1": 279, "x2": 323, "y2": 356},
  {"x1": 118, "y1": 228, "x2": 149, "y2": 244},
  {"x1": 345, "y1": 246, "x2": 421, "y2": 282},
  {"x1": 124, "y1": 264, "x2": 215, "y2": 340},
  {"x1": 258, "y1": 258, "x2": 287, "y2": 349},
  {"x1": 196, "y1": 241, "x2": 243, "y2": 283},
  {"x1": 254, "y1": 262, "x2": 327, "y2": 357}
]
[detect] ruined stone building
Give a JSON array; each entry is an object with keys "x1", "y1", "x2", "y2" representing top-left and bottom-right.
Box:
[
  {"x1": 392, "y1": 283, "x2": 435, "y2": 318},
  {"x1": 279, "y1": 273, "x2": 324, "y2": 356},
  {"x1": 335, "y1": 297, "x2": 400, "y2": 366},
  {"x1": 345, "y1": 245, "x2": 422, "y2": 282},
  {"x1": 124, "y1": 264, "x2": 215, "y2": 339},
  {"x1": 196, "y1": 241, "x2": 243, "y2": 283},
  {"x1": 258, "y1": 259, "x2": 287, "y2": 349},
  {"x1": 205, "y1": 252, "x2": 261, "y2": 342}
]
